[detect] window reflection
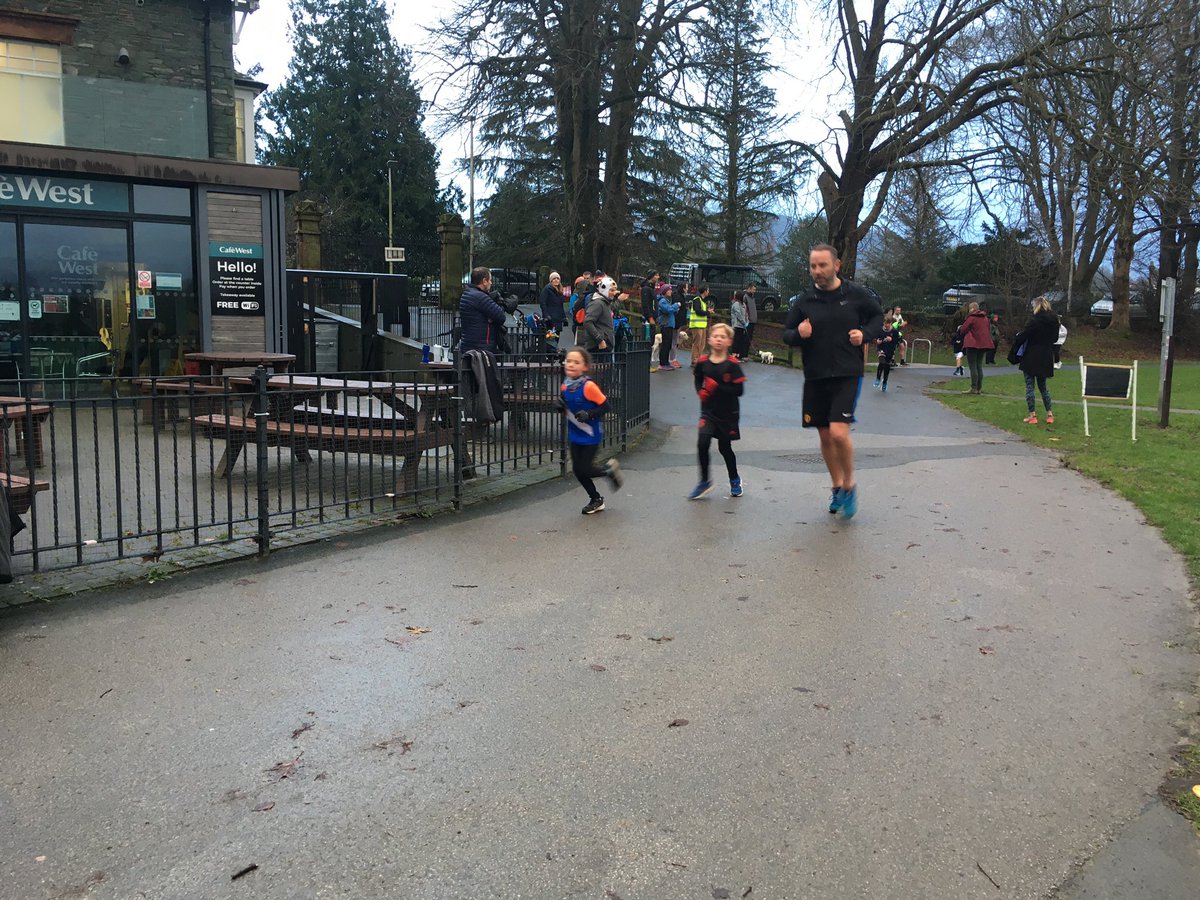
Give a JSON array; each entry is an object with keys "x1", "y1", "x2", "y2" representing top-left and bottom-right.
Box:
[{"x1": 130, "y1": 221, "x2": 197, "y2": 376}]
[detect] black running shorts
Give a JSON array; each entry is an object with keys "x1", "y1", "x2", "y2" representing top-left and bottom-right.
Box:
[{"x1": 802, "y1": 376, "x2": 862, "y2": 428}]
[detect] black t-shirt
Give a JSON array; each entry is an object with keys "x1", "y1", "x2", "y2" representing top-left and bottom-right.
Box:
[{"x1": 694, "y1": 356, "x2": 746, "y2": 423}]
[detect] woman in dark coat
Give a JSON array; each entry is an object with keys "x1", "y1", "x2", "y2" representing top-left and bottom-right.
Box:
[{"x1": 1015, "y1": 296, "x2": 1059, "y2": 424}]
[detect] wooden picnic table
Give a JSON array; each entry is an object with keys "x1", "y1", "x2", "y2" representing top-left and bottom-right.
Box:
[
  {"x1": 185, "y1": 351, "x2": 296, "y2": 381},
  {"x1": 0, "y1": 396, "x2": 54, "y2": 468},
  {"x1": 196, "y1": 376, "x2": 459, "y2": 481}
]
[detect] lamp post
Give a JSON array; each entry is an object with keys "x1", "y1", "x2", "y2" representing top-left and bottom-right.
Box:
[
  {"x1": 468, "y1": 118, "x2": 476, "y2": 273},
  {"x1": 386, "y1": 159, "x2": 399, "y2": 274}
]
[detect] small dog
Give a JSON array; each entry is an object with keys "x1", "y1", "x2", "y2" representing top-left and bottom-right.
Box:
[{"x1": 756, "y1": 350, "x2": 774, "y2": 365}]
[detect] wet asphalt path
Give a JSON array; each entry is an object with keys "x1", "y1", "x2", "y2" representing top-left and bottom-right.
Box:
[{"x1": 1, "y1": 358, "x2": 1197, "y2": 899}]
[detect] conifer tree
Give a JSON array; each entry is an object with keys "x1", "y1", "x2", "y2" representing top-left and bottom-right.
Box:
[{"x1": 260, "y1": 0, "x2": 445, "y2": 272}]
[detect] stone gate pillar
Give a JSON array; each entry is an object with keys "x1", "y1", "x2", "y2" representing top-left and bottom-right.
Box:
[
  {"x1": 295, "y1": 200, "x2": 323, "y2": 270},
  {"x1": 437, "y1": 214, "x2": 465, "y2": 309}
]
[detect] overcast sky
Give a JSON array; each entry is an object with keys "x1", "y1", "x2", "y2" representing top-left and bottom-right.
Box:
[{"x1": 235, "y1": 0, "x2": 832, "y2": 212}]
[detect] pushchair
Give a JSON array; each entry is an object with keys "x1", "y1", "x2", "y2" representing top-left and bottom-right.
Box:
[
  {"x1": 613, "y1": 315, "x2": 634, "y2": 353},
  {"x1": 519, "y1": 312, "x2": 562, "y2": 356}
]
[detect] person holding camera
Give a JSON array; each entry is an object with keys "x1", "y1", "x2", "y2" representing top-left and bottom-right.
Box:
[{"x1": 459, "y1": 266, "x2": 518, "y2": 354}]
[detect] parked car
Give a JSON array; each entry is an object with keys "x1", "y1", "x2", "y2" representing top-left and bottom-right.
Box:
[
  {"x1": 669, "y1": 262, "x2": 782, "y2": 311},
  {"x1": 419, "y1": 279, "x2": 440, "y2": 303},
  {"x1": 942, "y1": 283, "x2": 1000, "y2": 314},
  {"x1": 1089, "y1": 296, "x2": 1147, "y2": 319},
  {"x1": 489, "y1": 268, "x2": 539, "y2": 301}
]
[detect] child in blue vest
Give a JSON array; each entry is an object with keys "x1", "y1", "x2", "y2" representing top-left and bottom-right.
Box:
[{"x1": 556, "y1": 346, "x2": 623, "y2": 514}]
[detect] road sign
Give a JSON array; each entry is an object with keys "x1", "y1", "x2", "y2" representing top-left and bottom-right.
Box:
[{"x1": 384, "y1": 247, "x2": 405, "y2": 262}]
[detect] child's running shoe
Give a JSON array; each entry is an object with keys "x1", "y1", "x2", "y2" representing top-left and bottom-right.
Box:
[
  {"x1": 729, "y1": 477, "x2": 743, "y2": 498},
  {"x1": 1023, "y1": 413, "x2": 1038, "y2": 425},
  {"x1": 838, "y1": 485, "x2": 858, "y2": 520},
  {"x1": 582, "y1": 496, "x2": 605, "y2": 515},
  {"x1": 606, "y1": 458, "x2": 624, "y2": 491},
  {"x1": 828, "y1": 487, "x2": 844, "y2": 514},
  {"x1": 688, "y1": 480, "x2": 713, "y2": 500},
  {"x1": 671, "y1": 361, "x2": 683, "y2": 368},
  {"x1": 881, "y1": 383, "x2": 887, "y2": 392},
  {"x1": 873, "y1": 379, "x2": 880, "y2": 388},
  {"x1": 1045, "y1": 412, "x2": 1055, "y2": 424}
]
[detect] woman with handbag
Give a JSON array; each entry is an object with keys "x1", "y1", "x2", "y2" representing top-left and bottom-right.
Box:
[{"x1": 1014, "y1": 296, "x2": 1059, "y2": 425}]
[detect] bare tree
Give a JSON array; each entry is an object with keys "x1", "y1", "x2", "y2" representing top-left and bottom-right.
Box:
[{"x1": 804, "y1": 0, "x2": 1098, "y2": 277}]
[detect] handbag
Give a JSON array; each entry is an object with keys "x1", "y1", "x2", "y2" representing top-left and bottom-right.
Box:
[{"x1": 1006, "y1": 340, "x2": 1026, "y2": 366}]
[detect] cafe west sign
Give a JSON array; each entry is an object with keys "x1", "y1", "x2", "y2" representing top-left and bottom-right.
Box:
[
  {"x1": 0, "y1": 173, "x2": 129, "y2": 212},
  {"x1": 209, "y1": 242, "x2": 265, "y2": 316}
]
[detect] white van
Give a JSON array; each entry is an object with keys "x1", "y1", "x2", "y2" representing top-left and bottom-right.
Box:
[{"x1": 942, "y1": 284, "x2": 1000, "y2": 314}]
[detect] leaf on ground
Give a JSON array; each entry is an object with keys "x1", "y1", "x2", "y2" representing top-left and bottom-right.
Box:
[
  {"x1": 793, "y1": 687, "x2": 814, "y2": 693},
  {"x1": 266, "y1": 752, "x2": 304, "y2": 780},
  {"x1": 314, "y1": 771, "x2": 328, "y2": 781},
  {"x1": 371, "y1": 736, "x2": 413, "y2": 754},
  {"x1": 469, "y1": 619, "x2": 484, "y2": 625},
  {"x1": 252, "y1": 801, "x2": 275, "y2": 812},
  {"x1": 406, "y1": 626, "x2": 431, "y2": 635},
  {"x1": 452, "y1": 584, "x2": 479, "y2": 589},
  {"x1": 979, "y1": 645, "x2": 995, "y2": 655},
  {"x1": 615, "y1": 633, "x2": 632, "y2": 640},
  {"x1": 334, "y1": 619, "x2": 348, "y2": 625},
  {"x1": 291, "y1": 721, "x2": 314, "y2": 739},
  {"x1": 906, "y1": 543, "x2": 920, "y2": 550},
  {"x1": 668, "y1": 718, "x2": 689, "y2": 728},
  {"x1": 589, "y1": 664, "x2": 607, "y2": 672},
  {"x1": 813, "y1": 703, "x2": 831, "y2": 711},
  {"x1": 649, "y1": 636, "x2": 674, "y2": 643}
]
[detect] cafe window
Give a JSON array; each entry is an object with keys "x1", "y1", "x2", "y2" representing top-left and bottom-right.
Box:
[
  {"x1": 134, "y1": 185, "x2": 191, "y2": 218},
  {"x1": 0, "y1": 221, "x2": 18, "y2": 381},
  {"x1": 0, "y1": 40, "x2": 64, "y2": 145}
]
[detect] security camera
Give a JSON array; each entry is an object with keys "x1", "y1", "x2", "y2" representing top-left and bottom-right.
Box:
[{"x1": 116, "y1": 47, "x2": 130, "y2": 66}]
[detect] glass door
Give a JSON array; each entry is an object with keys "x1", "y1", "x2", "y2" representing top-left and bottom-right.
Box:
[
  {"x1": 21, "y1": 220, "x2": 129, "y2": 390},
  {"x1": 0, "y1": 220, "x2": 19, "y2": 391}
]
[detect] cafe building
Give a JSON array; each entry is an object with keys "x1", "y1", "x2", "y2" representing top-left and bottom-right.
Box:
[{"x1": 0, "y1": 0, "x2": 298, "y2": 391}]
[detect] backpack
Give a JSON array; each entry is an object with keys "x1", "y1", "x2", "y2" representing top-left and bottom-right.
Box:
[{"x1": 573, "y1": 291, "x2": 591, "y2": 325}]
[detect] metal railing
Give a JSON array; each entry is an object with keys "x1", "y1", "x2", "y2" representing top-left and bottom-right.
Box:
[{"x1": 2, "y1": 348, "x2": 650, "y2": 578}]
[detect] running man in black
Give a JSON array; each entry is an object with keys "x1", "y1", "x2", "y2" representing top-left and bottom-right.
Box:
[
  {"x1": 781, "y1": 244, "x2": 884, "y2": 519},
  {"x1": 689, "y1": 323, "x2": 746, "y2": 500}
]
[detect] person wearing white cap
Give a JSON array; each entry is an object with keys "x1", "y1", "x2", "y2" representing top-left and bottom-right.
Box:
[{"x1": 540, "y1": 271, "x2": 565, "y2": 333}]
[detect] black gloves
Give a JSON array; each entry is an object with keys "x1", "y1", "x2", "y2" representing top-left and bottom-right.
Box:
[
  {"x1": 490, "y1": 291, "x2": 520, "y2": 313},
  {"x1": 573, "y1": 409, "x2": 592, "y2": 423},
  {"x1": 552, "y1": 396, "x2": 566, "y2": 412}
]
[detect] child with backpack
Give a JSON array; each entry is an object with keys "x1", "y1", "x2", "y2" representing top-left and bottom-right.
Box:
[
  {"x1": 555, "y1": 346, "x2": 623, "y2": 514},
  {"x1": 689, "y1": 323, "x2": 747, "y2": 500}
]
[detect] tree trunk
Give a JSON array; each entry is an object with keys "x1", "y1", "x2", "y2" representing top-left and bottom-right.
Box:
[
  {"x1": 818, "y1": 170, "x2": 867, "y2": 278},
  {"x1": 1111, "y1": 201, "x2": 1135, "y2": 331}
]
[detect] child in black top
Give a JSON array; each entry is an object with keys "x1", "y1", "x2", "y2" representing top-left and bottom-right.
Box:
[
  {"x1": 874, "y1": 319, "x2": 899, "y2": 391},
  {"x1": 689, "y1": 322, "x2": 747, "y2": 500}
]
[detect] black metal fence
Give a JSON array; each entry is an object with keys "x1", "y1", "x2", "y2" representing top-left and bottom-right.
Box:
[{"x1": 2, "y1": 347, "x2": 651, "y2": 577}]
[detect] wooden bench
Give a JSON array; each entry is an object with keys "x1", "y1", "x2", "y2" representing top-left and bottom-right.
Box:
[
  {"x1": 133, "y1": 378, "x2": 240, "y2": 427},
  {"x1": 1, "y1": 473, "x2": 50, "y2": 515},
  {"x1": 192, "y1": 414, "x2": 455, "y2": 486},
  {"x1": 0, "y1": 399, "x2": 54, "y2": 468}
]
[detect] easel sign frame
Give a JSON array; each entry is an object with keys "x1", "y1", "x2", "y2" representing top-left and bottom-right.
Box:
[{"x1": 1080, "y1": 356, "x2": 1137, "y2": 441}]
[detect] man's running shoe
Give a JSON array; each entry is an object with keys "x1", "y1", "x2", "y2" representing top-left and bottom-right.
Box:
[
  {"x1": 688, "y1": 480, "x2": 713, "y2": 500},
  {"x1": 607, "y1": 458, "x2": 624, "y2": 491},
  {"x1": 828, "y1": 487, "x2": 844, "y2": 514},
  {"x1": 838, "y1": 485, "x2": 858, "y2": 520},
  {"x1": 881, "y1": 383, "x2": 887, "y2": 392},
  {"x1": 582, "y1": 497, "x2": 605, "y2": 515},
  {"x1": 729, "y1": 477, "x2": 743, "y2": 498}
]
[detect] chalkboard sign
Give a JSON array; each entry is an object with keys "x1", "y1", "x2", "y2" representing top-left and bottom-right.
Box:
[{"x1": 1083, "y1": 364, "x2": 1133, "y2": 399}]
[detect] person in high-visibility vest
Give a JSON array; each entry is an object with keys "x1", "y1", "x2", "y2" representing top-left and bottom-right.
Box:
[{"x1": 689, "y1": 284, "x2": 712, "y2": 359}]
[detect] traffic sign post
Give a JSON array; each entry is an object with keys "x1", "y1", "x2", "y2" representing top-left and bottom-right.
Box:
[{"x1": 384, "y1": 247, "x2": 405, "y2": 263}]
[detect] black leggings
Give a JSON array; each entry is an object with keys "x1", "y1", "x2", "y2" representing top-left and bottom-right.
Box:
[
  {"x1": 659, "y1": 326, "x2": 676, "y2": 367},
  {"x1": 698, "y1": 433, "x2": 738, "y2": 482},
  {"x1": 571, "y1": 442, "x2": 608, "y2": 499},
  {"x1": 875, "y1": 359, "x2": 891, "y2": 386}
]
